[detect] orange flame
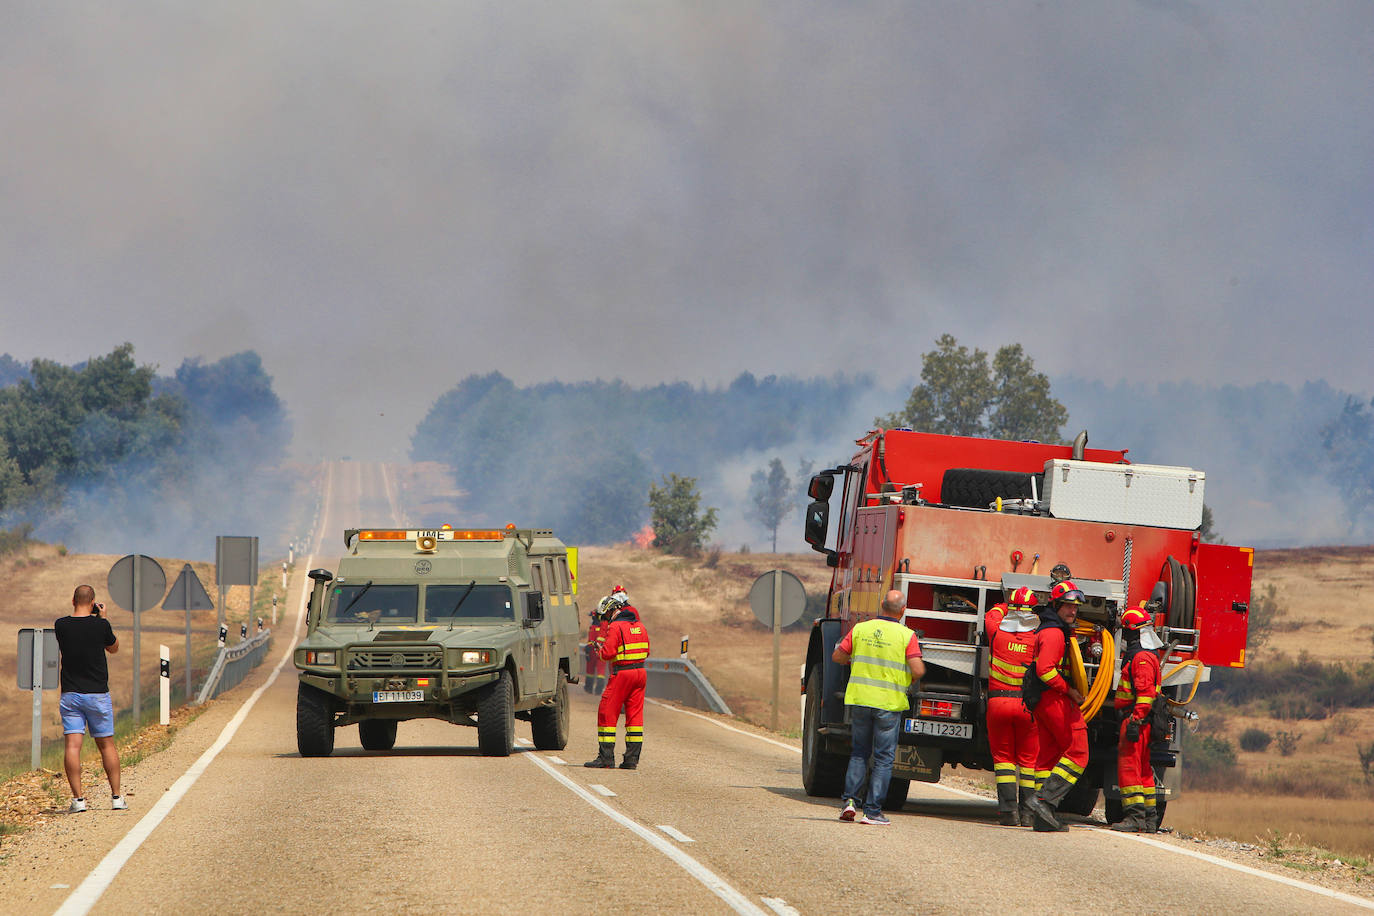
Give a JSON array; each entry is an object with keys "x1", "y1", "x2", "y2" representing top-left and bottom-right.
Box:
[{"x1": 631, "y1": 524, "x2": 655, "y2": 549}]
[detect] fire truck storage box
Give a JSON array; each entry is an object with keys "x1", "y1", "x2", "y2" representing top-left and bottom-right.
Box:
[{"x1": 1041, "y1": 459, "x2": 1205, "y2": 530}]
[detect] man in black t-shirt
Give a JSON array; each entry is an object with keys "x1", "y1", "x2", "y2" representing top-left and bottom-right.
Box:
[{"x1": 55, "y1": 585, "x2": 125, "y2": 813}]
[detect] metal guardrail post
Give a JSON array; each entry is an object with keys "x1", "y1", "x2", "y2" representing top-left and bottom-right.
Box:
[{"x1": 194, "y1": 629, "x2": 273, "y2": 705}]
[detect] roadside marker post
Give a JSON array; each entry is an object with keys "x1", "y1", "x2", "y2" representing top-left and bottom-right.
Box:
[{"x1": 159, "y1": 646, "x2": 170, "y2": 726}]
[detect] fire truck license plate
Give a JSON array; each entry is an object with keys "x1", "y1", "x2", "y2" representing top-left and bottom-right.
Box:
[
  {"x1": 373, "y1": 690, "x2": 424, "y2": 703},
  {"x1": 905, "y1": 719, "x2": 972, "y2": 739}
]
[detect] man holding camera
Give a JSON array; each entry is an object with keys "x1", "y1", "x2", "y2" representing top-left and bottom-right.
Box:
[{"x1": 54, "y1": 585, "x2": 125, "y2": 812}]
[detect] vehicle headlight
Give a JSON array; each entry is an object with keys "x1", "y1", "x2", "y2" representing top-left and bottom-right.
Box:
[
  {"x1": 450, "y1": 649, "x2": 493, "y2": 666},
  {"x1": 304, "y1": 650, "x2": 336, "y2": 665}
]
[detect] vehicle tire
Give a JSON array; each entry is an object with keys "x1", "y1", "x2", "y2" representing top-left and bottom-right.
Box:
[
  {"x1": 1155, "y1": 798, "x2": 1168, "y2": 828},
  {"x1": 296, "y1": 682, "x2": 336, "y2": 758},
  {"x1": 884, "y1": 777, "x2": 911, "y2": 812},
  {"x1": 477, "y1": 669, "x2": 515, "y2": 757},
  {"x1": 1105, "y1": 797, "x2": 1123, "y2": 824},
  {"x1": 358, "y1": 719, "x2": 397, "y2": 751},
  {"x1": 531, "y1": 673, "x2": 570, "y2": 751},
  {"x1": 801, "y1": 665, "x2": 846, "y2": 798},
  {"x1": 1058, "y1": 774, "x2": 1100, "y2": 817},
  {"x1": 941, "y1": 469, "x2": 1043, "y2": 510}
]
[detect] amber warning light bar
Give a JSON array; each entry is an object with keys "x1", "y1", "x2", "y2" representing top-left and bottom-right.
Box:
[{"x1": 357, "y1": 529, "x2": 504, "y2": 542}]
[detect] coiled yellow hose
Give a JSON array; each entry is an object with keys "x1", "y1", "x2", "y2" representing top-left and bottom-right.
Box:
[{"x1": 1066, "y1": 625, "x2": 1115, "y2": 721}]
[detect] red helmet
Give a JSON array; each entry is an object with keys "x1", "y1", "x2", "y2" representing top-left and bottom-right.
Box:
[
  {"x1": 611, "y1": 585, "x2": 627, "y2": 595},
  {"x1": 1050, "y1": 580, "x2": 1084, "y2": 605},
  {"x1": 1121, "y1": 604, "x2": 1151, "y2": 630},
  {"x1": 1009, "y1": 586, "x2": 1037, "y2": 608}
]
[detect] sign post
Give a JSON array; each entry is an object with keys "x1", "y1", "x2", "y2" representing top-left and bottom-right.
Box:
[
  {"x1": 748, "y1": 570, "x2": 806, "y2": 732},
  {"x1": 108, "y1": 554, "x2": 168, "y2": 727},
  {"x1": 18, "y1": 628, "x2": 59, "y2": 769},
  {"x1": 162, "y1": 563, "x2": 215, "y2": 700},
  {"x1": 216, "y1": 535, "x2": 259, "y2": 649}
]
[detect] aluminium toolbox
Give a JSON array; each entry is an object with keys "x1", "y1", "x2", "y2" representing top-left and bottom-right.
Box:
[{"x1": 1041, "y1": 459, "x2": 1205, "y2": 529}]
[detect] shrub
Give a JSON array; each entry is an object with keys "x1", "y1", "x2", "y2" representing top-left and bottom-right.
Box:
[
  {"x1": 1239, "y1": 727, "x2": 1273, "y2": 752},
  {"x1": 1331, "y1": 713, "x2": 1358, "y2": 736},
  {"x1": 1275, "y1": 730, "x2": 1301, "y2": 757},
  {"x1": 1185, "y1": 733, "x2": 1238, "y2": 788}
]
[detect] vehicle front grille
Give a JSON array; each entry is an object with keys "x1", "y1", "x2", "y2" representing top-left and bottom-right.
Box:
[{"x1": 347, "y1": 648, "x2": 443, "y2": 671}]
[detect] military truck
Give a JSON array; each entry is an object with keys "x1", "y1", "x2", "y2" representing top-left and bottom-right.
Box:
[{"x1": 294, "y1": 525, "x2": 584, "y2": 757}]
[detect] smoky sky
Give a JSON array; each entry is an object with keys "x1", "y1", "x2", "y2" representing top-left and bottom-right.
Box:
[{"x1": 1, "y1": 2, "x2": 1371, "y2": 462}]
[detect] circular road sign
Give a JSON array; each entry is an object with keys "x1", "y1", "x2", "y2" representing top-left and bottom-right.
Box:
[
  {"x1": 107, "y1": 554, "x2": 168, "y2": 613},
  {"x1": 748, "y1": 569, "x2": 807, "y2": 628}
]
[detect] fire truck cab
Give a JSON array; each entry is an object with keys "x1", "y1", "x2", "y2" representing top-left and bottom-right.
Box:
[{"x1": 800, "y1": 429, "x2": 1253, "y2": 823}]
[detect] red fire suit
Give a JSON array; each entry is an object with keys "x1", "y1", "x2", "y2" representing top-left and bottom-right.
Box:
[
  {"x1": 596, "y1": 607, "x2": 650, "y2": 753},
  {"x1": 586, "y1": 618, "x2": 605, "y2": 688},
  {"x1": 983, "y1": 602, "x2": 1008, "y2": 640},
  {"x1": 1032, "y1": 623, "x2": 1088, "y2": 791},
  {"x1": 987, "y1": 621, "x2": 1039, "y2": 805},
  {"x1": 1114, "y1": 645, "x2": 1161, "y2": 815}
]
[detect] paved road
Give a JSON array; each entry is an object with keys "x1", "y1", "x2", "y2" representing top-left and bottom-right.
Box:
[{"x1": 6, "y1": 462, "x2": 1371, "y2": 915}]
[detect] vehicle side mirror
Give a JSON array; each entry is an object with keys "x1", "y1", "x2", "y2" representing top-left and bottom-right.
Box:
[
  {"x1": 523, "y1": 591, "x2": 545, "y2": 627},
  {"x1": 808, "y1": 472, "x2": 835, "y2": 501},
  {"x1": 804, "y1": 499, "x2": 830, "y2": 552}
]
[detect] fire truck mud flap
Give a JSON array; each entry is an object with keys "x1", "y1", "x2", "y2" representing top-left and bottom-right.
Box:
[{"x1": 893, "y1": 745, "x2": 943, "y2": 782}]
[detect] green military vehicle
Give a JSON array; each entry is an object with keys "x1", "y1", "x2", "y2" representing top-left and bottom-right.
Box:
[{"x1": 294, "y1": 526, "x2": 584, "y2": 757}]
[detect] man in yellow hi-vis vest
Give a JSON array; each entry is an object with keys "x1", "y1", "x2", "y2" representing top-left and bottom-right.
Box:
[{"x1": 831, "y1": 589, "x2": 925, "y2": 825}]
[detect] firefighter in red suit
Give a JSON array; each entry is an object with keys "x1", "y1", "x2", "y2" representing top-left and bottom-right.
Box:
[
  {"x1": 1112, "y1": 603, "x2": 1164, "y2": 833},
  {"x1": 584, "y1": 586, "x2": 650, "y2": 769},
  {"x1": 986, "y1": 586, "x2": 1041, "y2": 826},
  {"x1": 584, "y1": 597, "x2": 609, "y2": 695},
  {"x1": 1024, "y1": 580, "x2": 1088, "y2": 832}
]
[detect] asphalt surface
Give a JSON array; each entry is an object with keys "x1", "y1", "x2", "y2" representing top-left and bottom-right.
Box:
[{"x1": 4, "y1": 462, "x2": 1372, "y2": 915}]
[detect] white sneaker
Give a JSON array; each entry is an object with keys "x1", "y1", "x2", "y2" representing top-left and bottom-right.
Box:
[
  {"x1": 112, "y1": 795, "x2": 128, "y2": 810},
  {"x1": 69, "y1": 798, "x2": 87, "y2": 813}
]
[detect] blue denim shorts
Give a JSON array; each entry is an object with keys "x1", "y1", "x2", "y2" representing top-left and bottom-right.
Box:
[{"x1": 60, "y1": 692, "x2": 115, "y2": 738}]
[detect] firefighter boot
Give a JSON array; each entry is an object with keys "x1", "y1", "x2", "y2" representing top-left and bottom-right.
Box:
[
  {"x1": 996, "y1": 781, "x2": 1019, "y2": 826},
  {"x1": 1028, "y1": 773, "x2": 1074, "y2": 833},
  {"x1": 1018, "y1": 785, "x2": 1036, "y2": 827},
  {"x1": 583, "y1": 743, "x2": 615, "y2": 768},
  {"x1": 619, "y1": 743, "x2": 641, "y2": 770},
  {"x1": 1111, "y1": 804, "x2": 1148, "y2": 832}
]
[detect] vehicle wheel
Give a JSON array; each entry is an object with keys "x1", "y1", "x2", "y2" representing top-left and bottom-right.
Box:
[
  {"x1": 801, "y1": 665, "x2": 846, "y2": 797},
  {"x1": 1154, "y1": 798, "x2": 1167, "y2": 828},
  {"x1": 884, "y1": 777, "x2": 911, "y2": 811},
  {"x1": 359, "y1": 719, "x2": 397, "y2": 751},
  {"x1": 296, "y1": 682, "x2": 336, "y2": 758},
  {"x1": 477, "y1": 669, "x2": 515, "y2": 757},
  {"x1": 531, "y1": 673, "x2": 570, "y2": 751},
  {"x1": 1058, "y1": 773, "x2": 1100, "y2": 817},
  {"x1": 941, "y1": 468, "x2": 1043, "y2": 510},
  {"x1": 1105, "y1": 797, "x2": 1123, "y2": 824}
]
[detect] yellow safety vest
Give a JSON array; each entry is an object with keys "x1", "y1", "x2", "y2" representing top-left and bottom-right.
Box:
[{"x1": 844, "y1": 617, "x2": 916, "y2": 712}]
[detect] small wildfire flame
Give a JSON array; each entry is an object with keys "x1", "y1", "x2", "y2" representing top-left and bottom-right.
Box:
[{"x1": 631, "y1": 524, "x2": 655, "y2": 549}]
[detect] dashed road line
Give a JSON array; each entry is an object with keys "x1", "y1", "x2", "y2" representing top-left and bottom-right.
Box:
[
  {"x1": 547, "y1": 755, "x2": 567, "y2": 766},
  {"x1": 522, "y1": 752, "x2": 770, "y2": 916},
  {"x1": 656, "y1": 824, "x2": 694, "y2": 843},
  {"x1": 590, "y1": 784, "x2": 617, "y2": 797}
]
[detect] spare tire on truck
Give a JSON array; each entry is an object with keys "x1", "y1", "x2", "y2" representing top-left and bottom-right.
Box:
[{"x1": 940, "y1": 469, "x2": 1044, "y2": 509}]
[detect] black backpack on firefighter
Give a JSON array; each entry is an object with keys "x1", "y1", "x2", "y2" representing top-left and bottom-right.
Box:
[{"x1": 1120, "y1": 641, "x2": 1172, "y2": 746}]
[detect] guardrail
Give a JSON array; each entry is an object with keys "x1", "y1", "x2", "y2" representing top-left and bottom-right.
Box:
[
  {"x1": 195, "y1": 630, "x2": 273, "y2": 705},
  {"x1": 582, "y1": 647, "x2": 732, "y2": 716}
]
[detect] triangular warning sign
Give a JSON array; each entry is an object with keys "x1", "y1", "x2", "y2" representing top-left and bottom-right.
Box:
[{"x1": 162, "y1": 564, "x2": 216, "y2": 611}]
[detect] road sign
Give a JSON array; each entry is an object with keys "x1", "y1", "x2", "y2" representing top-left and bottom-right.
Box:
[
  {"x1": 163, "y1": 564, "x2": 215, "y2": 611},
  {"x1": 108, "y1": 555, "x2": 168, "y2": 613},
  {"x1": 215, "y1": 536, "x2": 258, "y2": 586},
  {"x1": 748, "y1": 569, "x2": 807, "y2": 628}
]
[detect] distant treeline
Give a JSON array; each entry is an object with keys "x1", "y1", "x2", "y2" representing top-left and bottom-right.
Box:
[
  {"x1": 0, "y1": 344, "x2": 290, "y2": 555},
  {"x1": 410, "y1": 371, "x2": 876, "y2": 544}
]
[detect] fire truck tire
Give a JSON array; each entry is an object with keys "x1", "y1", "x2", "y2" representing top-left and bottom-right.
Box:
[
  {"x1": 296, "y1": 682, "x2": 336, "y2": 758},
  {"x1": 940, "y1": 469, "x2": 1043, "y2": 509},
  {"x1": 802, "y1": 665, "x2": 846, "y2": 797},
  {"x1": 1105, "y1": 797, "x2": 1123, "y2": 824},
  {"x1": 358, "y1": 719, "x2": 397, "y2": 751},
  {"x1": 884, "y1": 777, "x2": 910, "y2": 811},
  {"x1": 1058, "y1": 773, "x2": 1100, "y2": 817}
]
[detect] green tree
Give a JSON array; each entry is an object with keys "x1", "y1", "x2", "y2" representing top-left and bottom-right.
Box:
[
  {"x1": 878, "y1": 334, "x2": 1067, "y2": 442},
  {"x1": 648, "y1": 473, "x2": 718, "y2": 556},
  {"x1": 1321, "y1": 395, "x2": 1374, "y2": 534},
  {"x1": 748, "y1": 457, "x2": 793, "y2": 552}
]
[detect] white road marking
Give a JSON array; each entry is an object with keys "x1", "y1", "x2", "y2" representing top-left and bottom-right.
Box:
[
  {"x1": 50, "y1": 885, "x2": 69, "y2": 890},
  {"x1": 590, "y1": 784, "x2": 617, "y2": 797},
  {"x1": 656, "y1": 824, "x2": 694, "y2": 843},
  {"x1": 523, "y1": 753, "x2": 769, "y2": 916},
  {"x1": 54, "y1": 553, "x2": 315, "y2": 916},
  {"x1": 515, "y1": 738, "x2": 532, "y2": 747},
  {"x1": 761, "y1": 897, "x2": 801, "y2": 916},
  {"x1": 1096, "y1": 829, "x2": 1374, "y2": 910},
  {"x1": 654, "y1": 694, "x2": 1374, "y2": 908},
  {"x1": 547, "y1": 756, "x2": 567, "y2": 766}
]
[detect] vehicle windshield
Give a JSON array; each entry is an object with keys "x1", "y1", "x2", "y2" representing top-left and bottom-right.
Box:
[
  {"x1": 325, "y1": 584, "x2": 418, "y2": 624},
  {"x1": 425, "y1": 584, "x2": 514, "y2": 622}
]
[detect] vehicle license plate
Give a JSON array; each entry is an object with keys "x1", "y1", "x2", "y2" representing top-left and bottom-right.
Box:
[
  {"x1": 373, "y1": 690, "x2": 424, "y2": 703},
  {"x1": 904, "y1": 718, "x2": 972, "y2": 739}
]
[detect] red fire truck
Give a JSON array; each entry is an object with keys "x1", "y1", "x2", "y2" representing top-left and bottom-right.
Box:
[{"x1": 800, "y1": 428, "x2": 1253, "y2": 824}]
